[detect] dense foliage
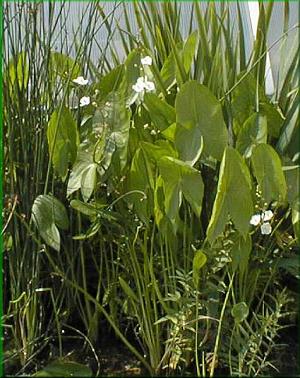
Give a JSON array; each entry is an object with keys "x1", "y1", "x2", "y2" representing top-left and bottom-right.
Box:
[{"x1": 3, "y1": 2, "x2": 299, "y2": 376}]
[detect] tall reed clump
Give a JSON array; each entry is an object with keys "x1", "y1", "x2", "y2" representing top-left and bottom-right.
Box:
[
  {"x1": 3, "y1": 1, "x2": 299, "y2": 377},
  {"x1": 3, "y1": 1, "x2": 121, "y2": 374}
]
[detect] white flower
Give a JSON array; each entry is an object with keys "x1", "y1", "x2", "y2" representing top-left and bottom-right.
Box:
[
  {"x1": 73, "y1": 76, "x2": 89, "y2": 86},
  {"x1": 150, "y1": 129, "x2": 157, "y2": 135},
  {"x1": 141, "y1": 56, "x2": 152, "y2": 66},
  {"x1": 132, "y1": 76, "x2": 155, "y2": 94},
  {"x1": 250, "y1": 214, "x2": 261, "y2": 226},
  {"x1": 79, "y1": 96, "x2": 90, "y2": 107},
  {"x1": 260, "y1": 222, "x2": 272, "y2": 235},
  {"x1": 262, "y1": 210, "x2": 273, "y2": 222},
  {"x1": 132, "y1": 77, "x2": 145, "y2": 93},
  {"x1": 144, "y1": 80, "x2": 155, "y2": 92}
]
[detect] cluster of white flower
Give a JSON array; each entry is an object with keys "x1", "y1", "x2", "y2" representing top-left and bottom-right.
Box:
[
  {"x1": 250, "y1": 210, "x2": 274, "y2": 235},
  {"x1": 132, "y1": 56, "x2": 155, "y2": 94},
  {"x1": 132, "y1": 76, "x2": 155, "y2": 93},
  {"x1": 72, "y1": 76, "x2": 91, "y2": 107}
]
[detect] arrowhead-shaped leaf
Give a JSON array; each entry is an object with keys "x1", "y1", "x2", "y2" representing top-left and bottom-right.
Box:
[
  {"x1": 207, "y1": 147, "x2": 253, "y2": 243},
  {"x1": 175, "y1": 81, "x2": 228, "y2": 161}
]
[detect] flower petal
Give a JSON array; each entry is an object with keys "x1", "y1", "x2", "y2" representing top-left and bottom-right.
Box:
[
  {"x1": 73, "y1": 76, "x2": 89, "y2": 86},
  {"x1": 79, "y1": 96, "x2": 90, "y2": 107},
  {"x1": 141, "y1": 56, "x2": 152, "y2": 66},
  {"x1": 262, "y1": 210, "x2": 273, "y2": 222},
  {"x1": 250, "y1": 214, "x2": 261, "y2": 226},
  {"x1": 260, "y1": 222, "x2": 272, "y2": 235}
]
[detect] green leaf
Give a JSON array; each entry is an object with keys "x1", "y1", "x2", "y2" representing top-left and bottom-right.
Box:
[
  {"x1": 50, "y1": 52, "x2": 81, "y2": 80},
  {"x1": 141, "y1": 140, "x2": 177, "y2": 163},
  {"x1": 80, "y1": 163, "x2": 98, "y2": 202},
  {"x1": 175, "y1": 124, "x2": 204, "y2": 166},
  {"x1": 231, "y1": 302, "x2": 249, "y2": 323},
  {"x1": 231, "y1": 72, "x2": 267, "y2": 134},
  {"x1": 34, "y1": 360, "x2": 92, "y2": 377},
  {"x1": 283, "y1": 165, "x2": 299, "y2": 206},
  {"x1": 158, "y1": 156, "x2": 204, "y2": 224},
  {"x1": 193, "y1": 250, "x2": 207, "y2": 287},
  {"x1": 47, "y1": 106, "x2": 79, "y2": 179},
  {"x1": 175, "y1": 81, "x2": 228, "y2": 161},
  {"x1": 103, "y1": 94, "x2": 131, "y2": 172},
  {"x1": 182, "y1": 30, "x2": 198, "y2": 74},
  {"x1": 70, "y1": 200, "x2": 102, "y2": 218},
  {"x1": 236, "y1": 113, "x2": 267, "y2": 158},
  {"x1": 119, "y1": 277, "x2": 138, "y2": 303},
  {"x1": 95, "y1": 64, "x2": 124, "y2": 99},
  {"x1": 251, "y1": 144, "x2": 287, "y2": 204},
  {"x1": 259, "y1": 102, "x2": 284, "y2": 138},
  {"x1": 32, "y1": 195, "x2": 69, "y2": 252},
  {"x1": 207, "y1": 147, "x2": 253, "y2": 243},
  {"x1": 67, "y1": 148, "x2": 93, "y2": 197},
  {"x1": 5, "y1": 52, "x2": 29, "y2": 94},
  {"x1": 144, "y1": 93, "x2": 176, "y2": 131}
]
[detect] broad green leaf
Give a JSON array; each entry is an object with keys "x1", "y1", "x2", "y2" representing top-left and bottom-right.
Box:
[
  {"x1": 160, "y1": 48, "x2": 180, "y2": 89},
  {"x1": 47, "y1": 106, "x2": 79, "y2": 179},
  {"x1": 175, "y1": 124, "x2": 203, "y2": 166},
  {"x1": 95, "y1": 64, "x2": 124, "y2": 99},
  {"x1": 32, "y1": 195, "x2": 69, "y2": 252},
  {"x1": 102, "y1": 94, "x2": 131, "y2": 171},
  {"x1": 236, "y1": 113, "x2": 267, "y2": 158},
  {"x1": 158, "y1": 156, "x2": 204, "y2": 223},
  {"x1": 231, "y1": 72, "x2": 267, "y2": 134},
  {"x1": 162, "y1": 123, "x2": 177, "y2": 142},
  {"x1": 193, "y1": 250, "x2": 207, "y2": 287},
  {"x1": 50, "y1": 52, "x2": 81, "y2": 80},
  {"x1": 119, "y1": 277, "x2": 138, "y2": 303},
  {"x1": 175, "y1": 81, "x2": 228, "y2": 161},
  {"x1": 260, "y1": 102, "x2": 284, "y2": 138},
  {"x1": 231, "y1": 302, "x2": 249, "y2": 323},
  {"x1": 67, "y1": 148, "x2": 93, "y2": 197},
  {"x1": 144, "y1": 93, "x2": 176, "y2": 131},
  {"x1": 251, "y1": 144, "x2": 287, "y2": 204},
  {"x1": 80, "y1": 163, "x2": 98, "y2": 202},
  {"x1": 207, "y1": 147, "x2": 253, "y2": 243},
  {"x1": 34, "y1": 360, "x2": 92, "y2": 377},
  {"x1": 141, "y1": 140, "x2": 177, "y2": 163}
]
